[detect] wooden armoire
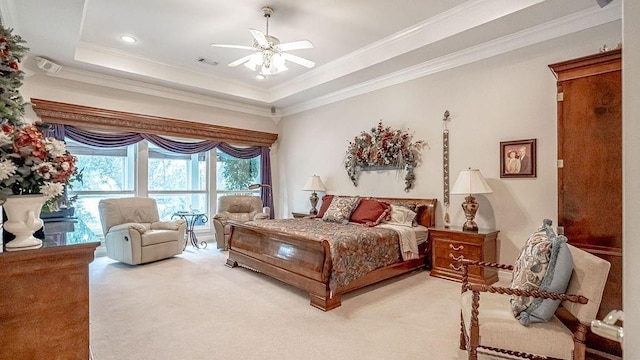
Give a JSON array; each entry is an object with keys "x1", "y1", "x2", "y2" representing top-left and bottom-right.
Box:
[{"x1": 549, "y1": 49, "x2": 622, "y2": 359}]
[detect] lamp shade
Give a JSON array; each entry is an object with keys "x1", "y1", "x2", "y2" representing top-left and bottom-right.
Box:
[
  {"x1": 450, "y1": 169, "x2": 492, "y2": 195},
  {"x1": 303, "y1": 175, "x2": 326, "y2": 192}
]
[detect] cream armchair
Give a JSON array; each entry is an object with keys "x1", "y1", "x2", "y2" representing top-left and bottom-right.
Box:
[
  {"x1": 459, "y1": 244, "x2": 610, "y2": 360},
  {"x1": 214, "y1": 195, "x2": 269, "y2": 250},
  {"x1": 98, "y1": 197, "x2": 186, "y2": 265}
]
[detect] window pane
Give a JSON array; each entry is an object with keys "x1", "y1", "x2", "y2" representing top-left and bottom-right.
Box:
[
  {"x1": 65, "y1": 139, "x2": 136, "y2": 241},
  {"x1": 216, "y1": 151, "x2": 260, "y2": 191},
  {"x1": 148, "y1": 144, "x2": 207, "y2": 191},
  {"x1": 67, "y1": 140, "x2": 135, "y2": 192}
]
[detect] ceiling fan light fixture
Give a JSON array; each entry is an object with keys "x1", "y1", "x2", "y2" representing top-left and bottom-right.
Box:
[{"x1": 212, "y1": 6, "x2": 314, "y2": 76}]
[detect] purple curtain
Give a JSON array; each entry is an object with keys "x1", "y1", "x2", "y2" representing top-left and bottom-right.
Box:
[{"x1": 46, "y1": 123, "x2": 274, "y2": 217}]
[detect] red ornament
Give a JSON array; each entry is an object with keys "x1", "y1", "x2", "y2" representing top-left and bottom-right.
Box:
[{"x1": 8, "y1": 61, "x2": 18, "y2": 70}]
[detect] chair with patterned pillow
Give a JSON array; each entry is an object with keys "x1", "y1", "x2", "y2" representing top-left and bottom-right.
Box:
[{"x1": 459, "y1": 243, "x2": 610, "y2": 360}]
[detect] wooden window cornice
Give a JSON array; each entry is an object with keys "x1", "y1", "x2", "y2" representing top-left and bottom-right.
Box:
[{"x1": 30, "y1": 98, "x2": 278, "y2": 147}]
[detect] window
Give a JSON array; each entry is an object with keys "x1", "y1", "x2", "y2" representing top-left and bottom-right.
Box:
[
  {"x1": 215, "y1": 151, "x2": 261, "y2": 201},
  {"x1": 65, "y1": 138, "x2": 261, "y2": 242},
  {"x1": 66, "y1": 139, "x2": 136, "y2": 238},
  {"x1": 147, "y1": 142, "x2": 208, "y2": 220}
]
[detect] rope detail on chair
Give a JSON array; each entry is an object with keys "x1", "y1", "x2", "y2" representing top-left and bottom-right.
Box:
[
  {"x1": 460, "y1": 259, "x2": 514, "y2": 271},
  {"x1": 478, "y1": 345, "x2": 552, "y2": 360},
  {"x1": 467, "y1": 284, "x2": 588, "y2": 304}
]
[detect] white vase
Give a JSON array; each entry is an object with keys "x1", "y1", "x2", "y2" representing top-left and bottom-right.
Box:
[{"x1": 3, "y1": 194, "x2": 47, "y2": 252}]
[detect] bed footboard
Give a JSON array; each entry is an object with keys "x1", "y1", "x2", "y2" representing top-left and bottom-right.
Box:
[{"x1": 226, "y1": 222, "x2": 340, "y2": 310}]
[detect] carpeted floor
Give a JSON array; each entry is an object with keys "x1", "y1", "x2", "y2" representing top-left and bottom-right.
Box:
[{"x1": 89, "y1": 247, "x2": 504, "y2": 360}]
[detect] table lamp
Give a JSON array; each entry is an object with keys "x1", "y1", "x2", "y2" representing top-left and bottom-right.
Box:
[
  {"x1": 450, "y1": 168, "x2": 492, "y2": 231},
  {"x1": 302, "y1": 175, "x2": 326, "y2": 215}
]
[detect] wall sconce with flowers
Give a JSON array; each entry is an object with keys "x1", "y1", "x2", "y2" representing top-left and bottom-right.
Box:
[{"x1": 344, "y1": 120, "x2": 426, "y2": 192}]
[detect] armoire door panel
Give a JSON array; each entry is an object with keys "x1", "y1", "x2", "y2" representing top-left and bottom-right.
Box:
[{"x1": 549, "y1": 49, "x2": 622, "y2": 359}]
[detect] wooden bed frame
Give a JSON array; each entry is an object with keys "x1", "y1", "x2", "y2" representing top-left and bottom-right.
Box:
[{"x1": 225, "y1": 197, "x2": 437, "y2": 311}]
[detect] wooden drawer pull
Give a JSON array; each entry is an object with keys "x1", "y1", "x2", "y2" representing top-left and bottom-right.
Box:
[
  {"x1": 449, "y1": 263, "x2": 463, "y2": 271},
  {"x1": 449, "y1": 253, "x2": 464, "y2": 261},
  {"x1": 449, "y1": 243, "x2": 464, "y2": 251}
]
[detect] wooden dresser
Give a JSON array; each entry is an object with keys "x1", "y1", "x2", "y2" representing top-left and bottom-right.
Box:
[
  {"x1": 0, "y1": 241, "x2": 99, "y2": 360},
  {"x1": 429, "y1": 226, "x2": 499, "y2": 284}
]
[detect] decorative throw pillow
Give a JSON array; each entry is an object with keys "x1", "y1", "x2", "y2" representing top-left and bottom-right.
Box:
[
  {"x1": 510, "y1": 219, "x2": 574, "y2": 326},
  {"x1": 322, "y1": 196, "x2": 360, "y2": 224},
  {"x1": 315, "y1": 194, "x2": 334, "y2": 218},
  {"x1": 349, "y1": 199, "x2": 391, "y2": 227},
  {"x1": 382, "y1": 204, "x2": 416, "y2": 227}
]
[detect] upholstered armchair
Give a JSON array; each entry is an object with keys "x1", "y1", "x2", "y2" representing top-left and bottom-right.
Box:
[
  {"x1": 98, "y1": 197, "x2": 186, "y2": 265},
  {"x1": 459, "y1": 244, "x2": 610, "y2": 360},
  {"x1": 214, "y1": 195, "x2": 269, "y2": 250}
]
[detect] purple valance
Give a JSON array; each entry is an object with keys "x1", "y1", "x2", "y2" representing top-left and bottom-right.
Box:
[{"x1": 45, "y1": 123, "x2": 274, "y2": 217}]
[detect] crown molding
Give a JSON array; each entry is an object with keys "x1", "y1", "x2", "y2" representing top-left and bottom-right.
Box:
[
  {"x1": 42, "y1": 61, "x2": 276, "y2": 118},
  {"x1": 269, "y1": 0, "x2": 545, "y2": 102},
  {"x1": 282, "y1": 3, "x2": 622, "y2": 116}
]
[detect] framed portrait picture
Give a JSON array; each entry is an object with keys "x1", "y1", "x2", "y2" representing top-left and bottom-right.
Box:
[{"x1": 500, "y1": 139, "x2": 536, "y2": 178}]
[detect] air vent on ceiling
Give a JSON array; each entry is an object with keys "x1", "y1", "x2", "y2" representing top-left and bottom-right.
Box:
[{"x1": 197, "y1": 57, "x2": 219, "y2": 66}]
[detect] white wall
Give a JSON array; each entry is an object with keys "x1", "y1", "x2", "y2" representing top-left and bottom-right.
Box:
[
  {"x1": 623, "y1": 0, "x2": 639, "y2": 354},
  {"x1": 278, "y1": 21, "x2": 621, "y2": 264}
]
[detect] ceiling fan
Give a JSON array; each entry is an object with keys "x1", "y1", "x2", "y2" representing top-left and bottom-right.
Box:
[{"x1": 210, "y1": 6, "x2": 315, "y2": 78}]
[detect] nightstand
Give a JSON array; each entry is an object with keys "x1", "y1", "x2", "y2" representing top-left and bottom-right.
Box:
[
  {"x1": 292, "y1": 212, "x2": 312, "y2": 219},
  {"x1": 429, "y1": 226, "x2": 499, "y2": 284}
]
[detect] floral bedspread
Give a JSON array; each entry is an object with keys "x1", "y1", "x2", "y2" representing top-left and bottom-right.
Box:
[{"x1": 244, "y1": 218, "x2": 402, "y2": 291}]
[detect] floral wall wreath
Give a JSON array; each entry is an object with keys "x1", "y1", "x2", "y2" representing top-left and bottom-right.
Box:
[{"x1": 344, "y1": 120, "x2": 426, "y2": 192}]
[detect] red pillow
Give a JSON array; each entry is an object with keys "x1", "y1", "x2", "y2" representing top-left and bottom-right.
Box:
[
  {"x1": 316, "y1": 194, "x2": 334, "y2": 218},
  {"x1": 349, "y1": 199, "x2": 391, "y2": 227}
]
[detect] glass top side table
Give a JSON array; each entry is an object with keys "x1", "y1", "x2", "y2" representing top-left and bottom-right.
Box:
[{"x1": 172, "y1": 211, "x2": 208, "y2": 250}]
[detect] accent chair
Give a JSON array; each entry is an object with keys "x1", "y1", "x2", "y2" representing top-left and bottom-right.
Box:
[
  {"x1": 98, "y1": 197, "x2": 186, "y2": 265},
  {"x1": 459, "y1": 244, "x2": 610, "y2": 360},
  {"x1": 213, "y1": 195, "x2": 269, "y2": 250}
]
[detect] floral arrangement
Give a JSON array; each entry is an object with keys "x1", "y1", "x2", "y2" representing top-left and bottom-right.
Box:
[
  {"x1": 0, "y1": 123, "x2": 78, "y2": 209},
  {"x1": 0, "y1": 25, "x2": 79, "y2": 210},
  {"x1": 344, "y1": 120, "x2": 425, "y2": 192}
]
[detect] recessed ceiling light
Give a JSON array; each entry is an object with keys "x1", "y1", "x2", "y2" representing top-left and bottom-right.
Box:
[
  {"x1": 120, "y1": 35, "x2": 137, "y2": 43},
  {"x1": 256, "y1": 74, "x2": 265, "y2": 80}
]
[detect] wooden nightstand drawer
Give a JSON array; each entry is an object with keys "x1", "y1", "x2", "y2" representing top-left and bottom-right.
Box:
[
  {"x1": 434, "y1": 240, "x2": 481, "y2": 261},
  {"x1": 429, "y1": 227, "x2": 499, "y2": 284}
]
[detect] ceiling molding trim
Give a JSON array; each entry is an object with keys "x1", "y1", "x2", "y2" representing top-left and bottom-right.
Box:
[
  {"x1": 30, "y1": 98, "x2": 278, "y2": 147},
  {"x1": 74, "y1": 40, "x2": 272, "y2": 104},
  {"x1": 282, "y1": 3, "x2": 621, "y2": 117},
  {"x1": 43, "y1": 63, "x2": 274, "y2": 118},
  {"x1": 269, "y1": 0, "x2": 545, "y2": 102}
]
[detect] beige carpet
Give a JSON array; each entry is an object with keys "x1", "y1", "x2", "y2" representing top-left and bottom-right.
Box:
[{"x1": 89, "y1": 247, "x2": 505, "y2": 360}]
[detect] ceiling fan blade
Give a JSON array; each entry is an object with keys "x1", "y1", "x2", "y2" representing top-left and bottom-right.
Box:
[
  {"x1": 210, "y1": 43, "x2": 254, "y2": 50},
  {"x1": 282, "y1": 53, "x2": 315, "y2": 68},
  {"x1": 276, "y1": 40, "x2": 313, "y2": 52},
  {"x1": 228, "y1": 54, "x2": 255, "y2": 67},
  {"x1": 249, "y1": 28, "x2": 269, "y2": 48}
]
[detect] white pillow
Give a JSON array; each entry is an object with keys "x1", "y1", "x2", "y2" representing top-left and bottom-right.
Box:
[{"x1": 383, "y1": 204, "x2": 416, "y2": 227}]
